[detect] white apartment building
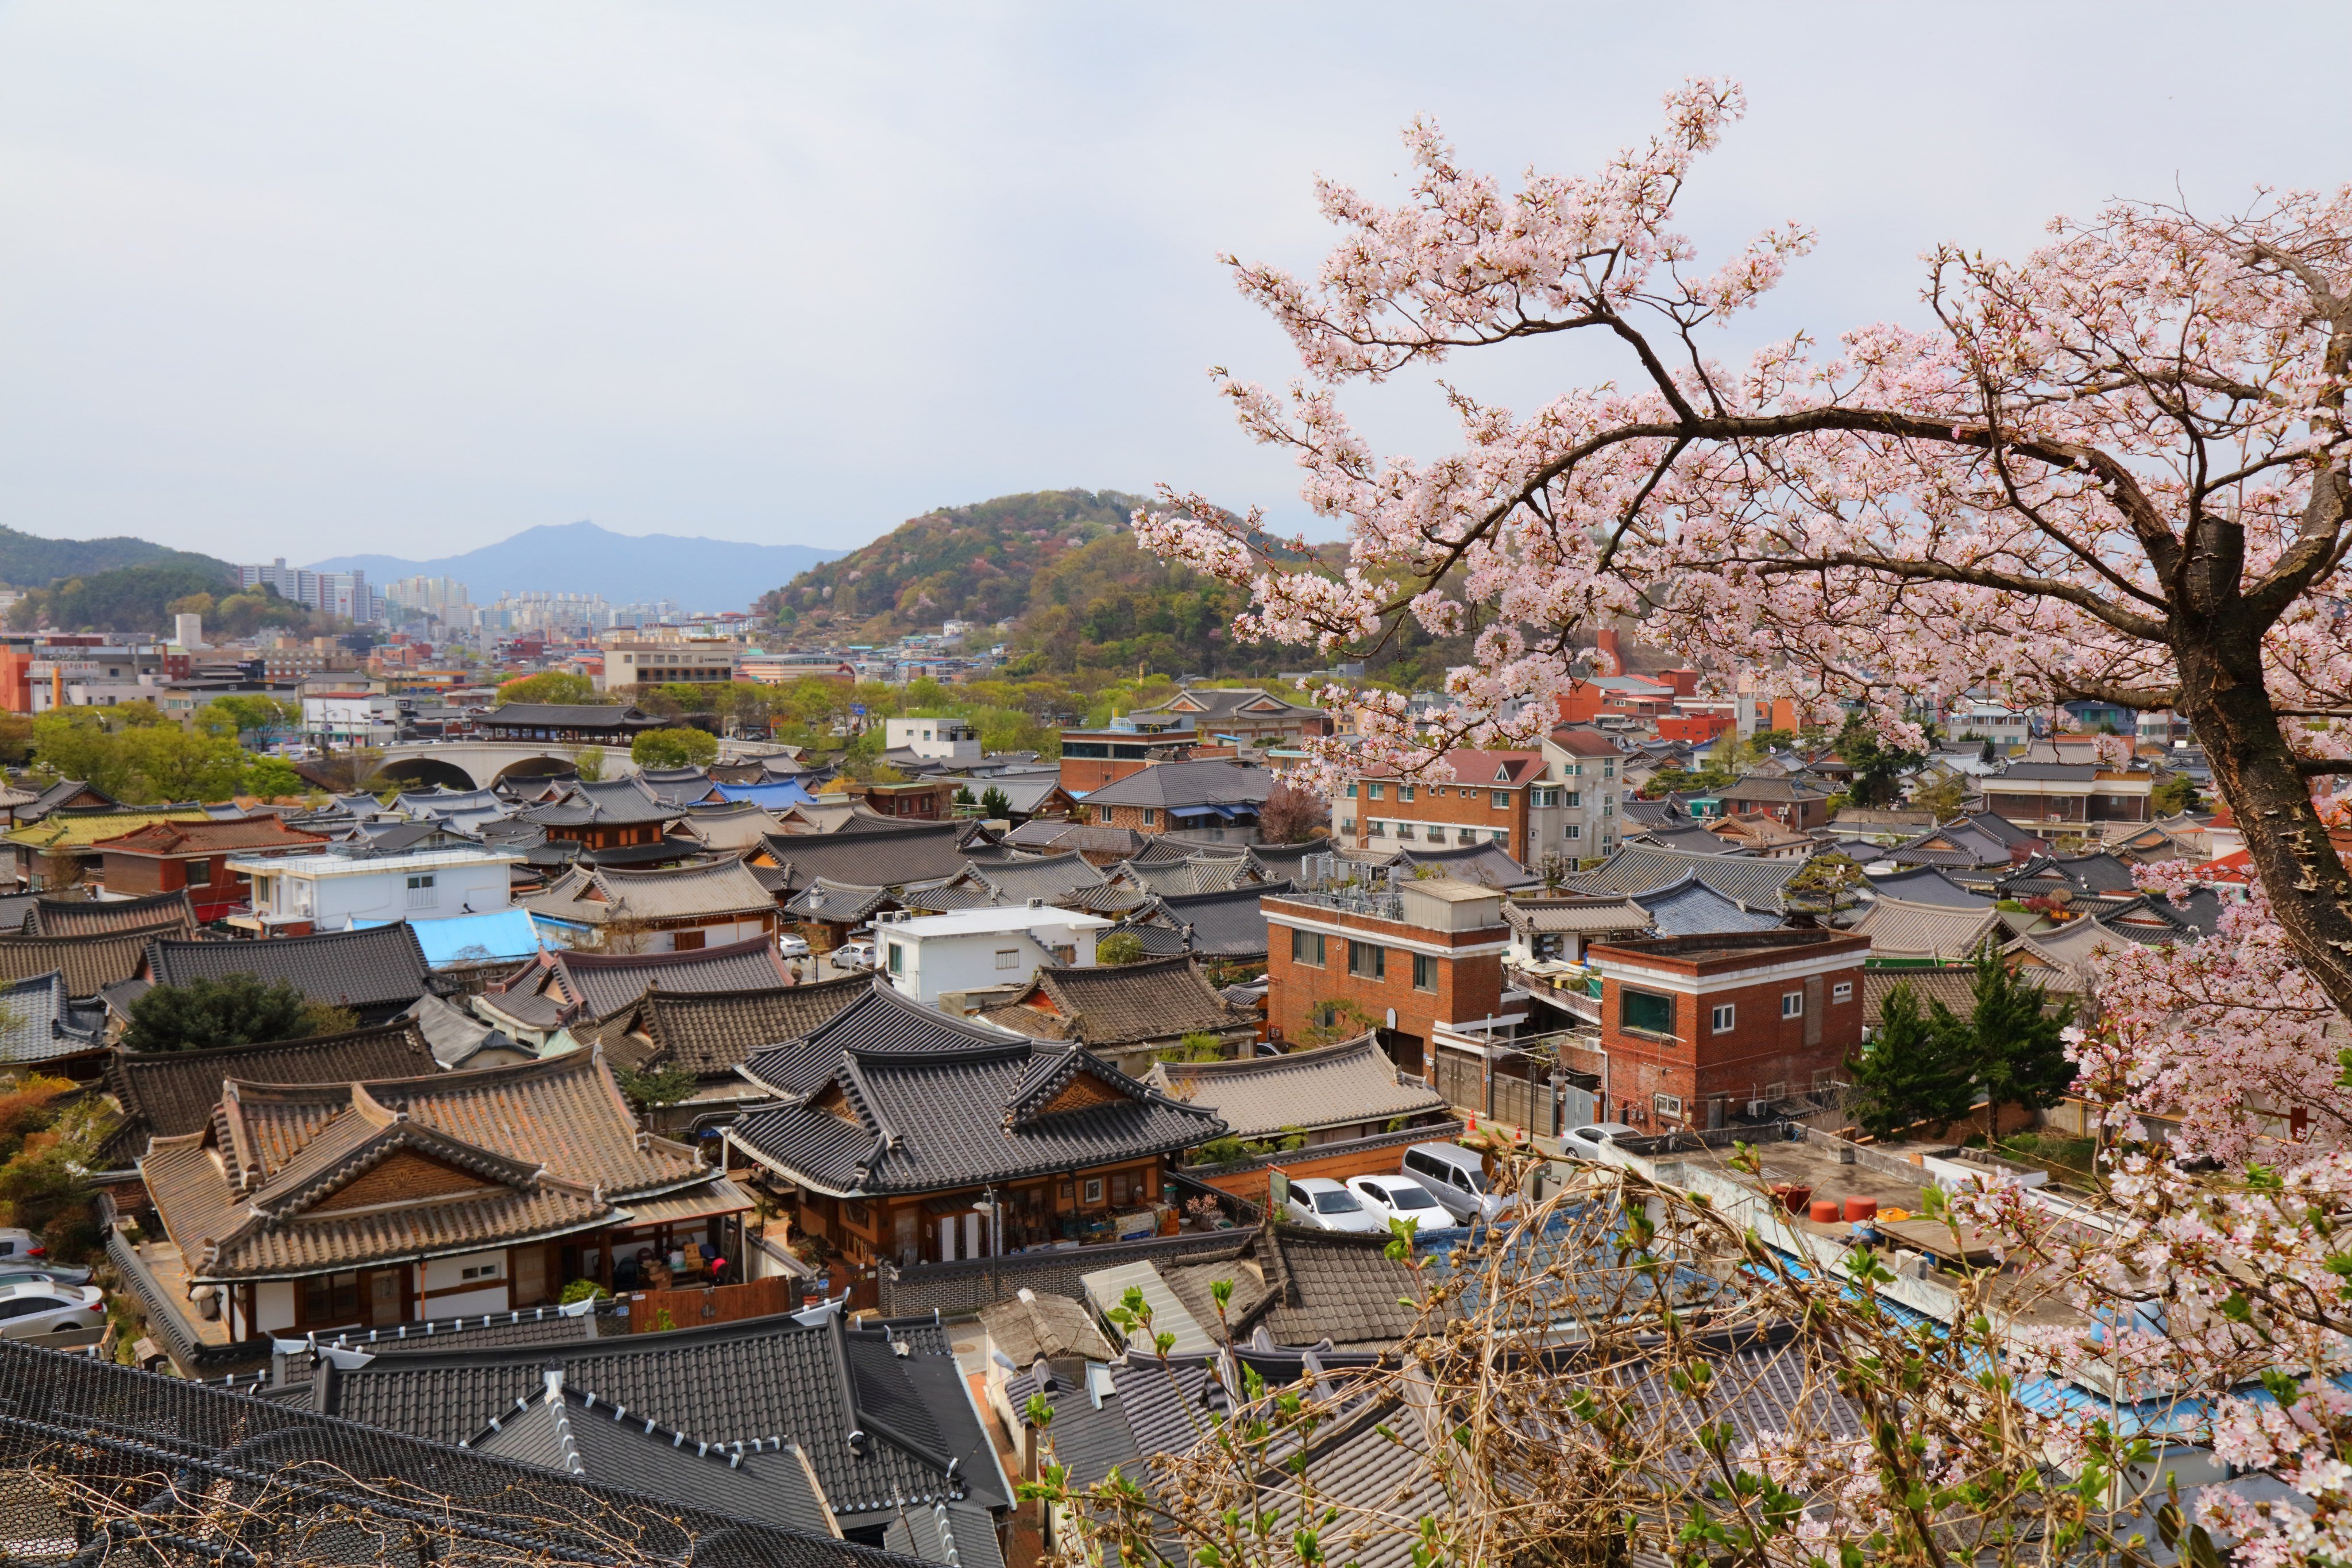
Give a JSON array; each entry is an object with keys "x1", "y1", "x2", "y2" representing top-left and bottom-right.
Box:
[
  {"x1": 1541, "y1": 729, "x2": 1624, "y2": 858},
  {"x1": 884, "y1": 717, "x2": 982, "y2": 760},
  {"x1": 229, "y1": 845, "x2": 521, "y2": 934},
  {"x1": 598, "y1": 635, "x2": 738, "y2": 689},
  {"x1": 874, "y1": 905, "x2": 1112, "y2": 1007},
  {"x1": 302, "y1": 692, "x2": 400, "y2": 746}
]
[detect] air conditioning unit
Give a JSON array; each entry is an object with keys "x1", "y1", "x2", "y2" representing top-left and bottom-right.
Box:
[{"x1": 1747, "y1": 1099, "x2": 1772, "y2": 1119}]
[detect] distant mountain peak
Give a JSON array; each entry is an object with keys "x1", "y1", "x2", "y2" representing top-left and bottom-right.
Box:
[{"x1": 307, "y1": 522, "x2": 847, "y2": 612}]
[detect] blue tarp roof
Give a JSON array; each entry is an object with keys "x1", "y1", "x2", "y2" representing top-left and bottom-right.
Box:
[
  {"x1": 714, "y1": 781, "x2": 815, "y2": 808},
  {"x1": 353, "y1": 907, "x2": 542, "y2": 968}
]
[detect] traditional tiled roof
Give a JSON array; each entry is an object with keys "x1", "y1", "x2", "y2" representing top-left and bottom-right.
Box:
[
  {"x1": 1005, "y1": 820, "x2": 1147, "y2": 856},
  {"x1": 402, "y1": 992, "x2": 527, "y2": 1069},
  {"x1": 470, "y1": 1376, "x2": 831, "y2": 1536},
  {"x1": 1861, "y1": 965, "x2": 1986, "y2": 1028},
  {"x1": 784, "y1": 878, "x2": 897, "y2": 922},
  {"x1": 1633, "y1": 824, "x2": 1748, "y2": 855},
  {"x1": 1374, "y1": 840, "x2": 1535, "y2": 889},
  {"x1": 975, "y1": 1291, "x2": 1116, "y2": 1365},
  {"x1": 482, "y1": 937, "x2": 793, "y2": 1030},
  {"x1": 1998, "y1": 850, "x2": 2141, "y2": 897},
  {"x1": 1161, "y1": 1227, "x2": 1434, "y2": 1351},
  {"x1": 485, "y1": 702, "x2": 663, "y2": 732},
  {"x1": 634, "y1": 766, "x2": 722, "y2": 804},
  {"x1": 315, "y1": 1310, "x2": 1006, "y2": 1525},
  {"x1": 933, "y1": 851, "x2": 1110, "y2": 907},
  {"x1": 1860, "y1": 866, "x2": 1991, "y2": 908},
  {"x1": 1146, "y1": 881, "x2": 1287, "y2": 958},
  {"x1": 99, "y1": 1021, "x2": 438, "y2": 1165},
  {"x1": 1718, "y1": 774, "x2": 1831, "y2": 803},
  {"x1": 89, "y1": 816, "x2": 330, "y2": 857},
  {"x1": 518, "y1": 777, "x2": 683, "y2": 830},
  {"x1": 736, "y1": 984, "x2": 1024, "y2": 1098},
  {"x1": 0, "y1": 970, "x2": 107, "y2": 1064},
  {"x1": 1146, "y1": 1034, "x2": 1443, "y2": 1140},
  {"x1": 731, "y1": 1037, "x2": 1223, "y2": 1196},
  {"x1": 23, "y1": 887, "x2": 196, "y2": 937},
  {"x1": 1504, "y1": 896, "x2": 1652, "y2": 936},
  {"x1": 146, "y1": 924, "x2": 432, "y2": 1015},
  {"x1": 754, "y1": 821, "x2": 976, "y2": 893},
  {"x1": 142, "y1": 1051, "x2": 711, "y2": 1282},
  {"x1": 523, "y1": 856, "x2": 777, "y2": 926},
  {"x1": 1565, "y1": 845, "x2": 1803, "y2": 913},
  {"x1": 13, "y1": 777, "x2": 115, "y2": 821},
  {"x1": 673, "y1": 802, "x2": 785, "y2": 850},
  {"x1": 0, "y1": 926, "x2": 167, "y2": 999},
  {"x1": 1628, "y1": 875, "x2": 1785, "y2": 937},
  {"x1": 3, "y1": 805, "x2": 213, "y2": 851},
  {"x1": 621, "y1": 975, "x2": 871, "y2": 1078},
  {"x1": 1118, "y1": 853, "x2": 1253, "y2": 897},
  {"x1": 1079, "y1": 760, "x2": 1276, "y2": 810},
  {"x1": 981, "y1": 957, "x2": 1253, "y2": 1049},
  {"x1": 0, "y1": 1342, "x2": 909, "y2": 1568},
  {"x1": 1849, "y1": 894, "x2": 2005, "y2": 961}
]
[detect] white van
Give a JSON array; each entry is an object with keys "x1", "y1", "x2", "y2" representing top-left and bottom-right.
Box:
[{"x1": 1400, "y1": 1142, "x2": 1512, "y2": 1225}]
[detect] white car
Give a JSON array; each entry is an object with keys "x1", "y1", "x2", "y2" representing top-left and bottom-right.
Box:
[
  {"x1": 1561, "y1": 1122, "x2": 1642, "y2": 1164},
  {"x1": 0, "y1": 1280, "x2": 105, "y2": 1341},
  {"x1": 829, "y1": 940, "x2": 876, "y2": 972},
  {"x1": 1345, "y1": 1174, "x2": 1450, "y2": 1231},
  {"x1": 0, "y1": 1265, "x2": 94, "y2": 1291},
  {"x1": 777, "y1": 934, "x2": 812, "y2": 960},
  {"x1": 0, "y1": 1227, "x2": 83, "y2": 1280},
  {"x1": 1281, "y1": 1177, "x2": 1386, "y2": 1235}
]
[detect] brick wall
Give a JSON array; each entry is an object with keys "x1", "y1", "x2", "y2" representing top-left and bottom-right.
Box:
[
  {"x1": 1601, "y1": 960, "x2": 1864, "y2": 1128},
  {"x1": 1343, "y1": 778, "x2": 1526, "y2": 855},
  {"x1": 1263, "y1": 898, "x2": 1506, "y2": 1079}
]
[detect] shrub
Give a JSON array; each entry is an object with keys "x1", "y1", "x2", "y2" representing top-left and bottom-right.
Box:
[{"x1": 558, "y1": 1279, "x2": 612, "y2": 1305}]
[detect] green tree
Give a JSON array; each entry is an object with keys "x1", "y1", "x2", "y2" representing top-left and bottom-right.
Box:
[
  {"x1": 954, "y1": 784, "x2": 978, "y2": 806},
  {"x1": 121, "y1": 975, "x2": 352, "y2": 1053},
  {"x1": 1833, "y1": 712, "x2": 1928, "y2": 808},
  {"x1": 571, "y1": 746, "x2": 607, "y2": 782},
  {"x1": 979, "y1": 785, "x2": 1013, "y2": 819},
  {"x1": 242, "y1": 756, "x2": 305, "y2": 800},
  {"x1": 1953, "y1": 941, "x2": 2080, "y2": 1116},
  {"x1": 615, "y1": 1061, "x2": 698, "y2": 1112},
  {"x1": 2151, "y1": 773, "x2": 2202, "y2": 816},
  {"x1": 1844, "y1": 982, "x2": 1976, "y2": 1141},
  {"x1": 1909, "y1": 770, "x2": 1971, "y2": 820},
  {"x1": 496, "y1": 671, "x2": 607, "y2": 706},
  {"x1": 196, "y1": 695, "x2": 296, "y2": 739},
  {"x1": 118, "y1": 724, "x2": 248, "y2": 801},
  {"x1": 1096, "y1": 932, "x2": 1148, "y2": 965},
  {"x1": 631, "y1": 727, "x2": 719, "y2": 768}
]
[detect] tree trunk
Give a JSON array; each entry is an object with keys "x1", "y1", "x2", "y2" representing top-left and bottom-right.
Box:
[{"x1": 2175, "y1": 628, "x2": 2352, "y2": 1023}]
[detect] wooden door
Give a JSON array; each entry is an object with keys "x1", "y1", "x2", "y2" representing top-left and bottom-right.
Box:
[
  {"x1": 364, "y1": 1268, "x2": 407, "y2": 1328},
  {"x1": 511, "y1": 1244, "x2": 548, "y2": 1308}
]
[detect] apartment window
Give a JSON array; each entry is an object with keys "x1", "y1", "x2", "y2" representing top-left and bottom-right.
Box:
[
  {"x1": 1412, "y1": 953, "x2": 1437, "y2": 993},
  {"x1": 1621, "y1": 988, "x2": 1674, "y2": 1036},
  {"x1": 1832, "y1": 980, "x2": 1854, "y2": 1004},
  {"x1": 1654, "y1": 1092, "x2": 1683, "y2": 1121},
  {"x1": 1347, "y1": 941, "x2": 1387, "y2": 980},
  {"x1": 1490, "y1": 791, "x2": 1509, "y2": 809},
  {"x1": 1565, "y1": 824, "x2": 1582, "y2": 840},
  {"x1": 1291, "y1": 929, "x2": 1327, "y2": 967},
  {"x1": 185, "y1": 859, "x2": 213, "y2": 886},
  {"x1": 1712, "y1": 1003, "x2": 1736, "y2": 1034},
  {"x1": 1563, "y1": 763, "x2": 1583, "y2": 777},
  {"x1": 887, "y1": 943, "x2": 906, "y2": 975},
  {"x1": 1397, "y1": 785, "x2": 1415, "y2": 802},
  {"x1": 1396, "y1": 822, "x2": 1416, "y2": 839},
  {"x1": 1367, "y1": 783, "x2": 1385, "y2": 800},
  {"x1": 1531, "y1": 787, "x2": 1559, "y2": 808},
  {"x1": 1604, "y1": 761, "x2": 1616, "y2": 777},
  {"x1": 1338, "y1": 817, "x2": 1355, "y2": 834},
  {"x1": 1490, "y1": 831, "x2": 1509, "y2": 845},
  {"x1": 1566, "y1": 791, "x2": 1581, "y2": 808},
  {"x1": 1345, "y1": 782, "x2": 1358, "y2": 797},
  {"x1": 1782, "y1": 991, "x2": 1805, "y2": 1018},
  {"x1": 1602, "y1": 797, "x2": 1615, "y2": 815},
  {"x1": 994, "y1": 949, "x2": 1018, "y2": 971}
]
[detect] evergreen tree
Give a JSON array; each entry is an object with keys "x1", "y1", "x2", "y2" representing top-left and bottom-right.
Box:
[
  {"x1": 1956, "y1": 940, "x2": 2080, "y2": 1114},
  {"x1": 1845, "y1": 981, "x2": 1975, "y2": 1140},
  {"x1": 121, "y1": 975, "x2": 349, "y2": 1052},
  {"x1": 980, "y1": 785, "x2": 1013, "y2": 819}
]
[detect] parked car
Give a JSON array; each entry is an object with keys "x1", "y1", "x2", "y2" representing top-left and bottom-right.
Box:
[
  {"x1": 777, "y1": 933, "x2": 812, "y2": 960},
  {"x1": 1401, "y1": 1142, "x2": 1514, "y2": 1225},
  {"x1": 830, "y1": 940, "x2": 876, "y2": 972},
  {"x1": 1345, "y1": 1174, "x2": 1450, "y2": 1231},
  {"x1": 0, "y1": 1280, "x2": 105, "y2": 1341},
  {"x1": 0, "y1": 1258, "x2": 93, "y2": 1288},
  {"x1": 0, "y1": 1227, "x2": 67, "y2": 1272},
  {"x1": 1561, "y1": 1122, "x2": 1642, "y2": 1164},
  {"x1": 1281, "y1": 1177, "x2": 1386, "y2": 1235}
]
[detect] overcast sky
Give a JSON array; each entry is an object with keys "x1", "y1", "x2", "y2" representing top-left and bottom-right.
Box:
[{"x1": 2, "y1": 3, "x2": 2345, "y2": 567}]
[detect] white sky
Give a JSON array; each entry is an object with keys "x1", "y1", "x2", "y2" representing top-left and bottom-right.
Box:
[{"x1": 1, "y1": 2, "x2": 2344, "y2": 563}]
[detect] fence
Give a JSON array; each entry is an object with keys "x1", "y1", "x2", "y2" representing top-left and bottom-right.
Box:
[
  {"x1": 1183, "y1": 1121, "x2": 1464, "y2": 1210},
  {"x1": 104, "y1": 1226, "x2": 267, "y2": 1378},
  {"x1": 623, "y1": 1273, "x2": 800, "y2": 1333}
]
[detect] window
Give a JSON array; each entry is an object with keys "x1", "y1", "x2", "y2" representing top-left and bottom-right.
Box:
[
  {"x1": 1412, "y1": 953, "x2": 1437, "y2": 992},
  {"x1": 1565, "y1": 824, "x2": 1582, "y2": 841},
  {"x1": 1490, "y1": 790, "x2": 1509, "y2": 809},
  {"x1": 1397, "y1": 785, "x2": 1415, "y2": 802},
  {"x1": 1396, "y1": 822, "x2": 1416, "y2": 840},
  {"x1": 1654, "y1": 1092, "x2": 1683, "y2": 1120},
  {"x1": 185, "y1": 859, "x2": 213, "y2": 886},
  {"x1": 404, "y1": 871, "x2": 435, "y2": 908},
  {"x1": 1712, "y1": 1003, "x2": 1736, "y2": 1034},
  {"x1": 1141, "y1": 808, "x2": 1158, "y2": 827},
  {"x1": 1782, "y1": 991, "x2": 1805, "y2": 1018},
  {"x1": 994, "y1": 948, "x2": 1018, "y2": 970},
  {"x1": 1348, "y1": 941, "x2": 1387, "y2": 980},
  {"x1": 1621, "y1": 988, "x2": 1675, "y2": 1036},
  {"x1": 1832, "y1": 980, "x2": 1854, "y2": 1004},
  {"x1": 1602, "y1": 797, "x2": 1614, "y2": 815},
  {"x1": 1563, "y1": 763, "x2": 1584, "y2": 777},
  {"x1": 302, "y1": 1271, "x2": 361, "y2": 1326},
  {"x1": 1338, "y1": 817, "x2": 1355, "y2": 833},
  {"x1": 1367, "y1": 783, "x2": 1385, "y2": 800},
  {"x1": 1566, "y1": 791, "x2": 1581, "y2": 807},
  {"x1": 1291, "y1": 929, "x2": 1327, "y2": 967},
  {"x1": 459, "y1": 1260, "x2": 502, "y2": 1281},
  {"x1": 1345, "y1": 782, "x2": 1358, "y2": 797},
  {"x1": 887, "y1": 943, "x2": 906, "y2": 975},
  {"x1": 1530, "y1": 787, "x2": 1559, "y2": 808},
  {"x1": 1604, "y1": 760, "x2": 1617, "y2": 777}
]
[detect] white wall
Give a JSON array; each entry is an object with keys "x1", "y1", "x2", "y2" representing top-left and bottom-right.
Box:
[
  {"x1": 884, "y1": 717, "x2": 980, "y2": 760},
  {"x1": 886, "y1": 921, "x2": 1101, "y2": 1005},
  {"x1": 263, "y1": 860, "x2": 513, "y2": 926},
  {"x1": 253, "y1": 1280, "x2": 298, "y2": 1337},
  {"x1": 422, "y1": 1250, "x2": 508, "y2": 1318}
]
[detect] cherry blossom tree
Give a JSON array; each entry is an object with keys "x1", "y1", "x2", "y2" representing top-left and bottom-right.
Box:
[
  {"x1": 1136, "y1": 81, "x2": 2352, "y2": 1562},
  {"x1": 1138, "y1": 80, "x2": 2352, "y2": 1022}
]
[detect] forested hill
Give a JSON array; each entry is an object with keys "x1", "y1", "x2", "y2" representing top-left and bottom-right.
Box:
[
  {"x1": 0, "y1": 526, "x2": 232, "y2": 589},
  {"x1": 759, "y1": 488, "x2": 1335, "y2": 678}
]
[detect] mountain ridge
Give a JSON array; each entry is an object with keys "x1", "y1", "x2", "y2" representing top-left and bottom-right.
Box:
[
  {"x1": 310, "y1": 522, "x2": 844, "y2": 611},
  {"x1": 0, "y1": 526, "x2": 233, "y2": 588}
]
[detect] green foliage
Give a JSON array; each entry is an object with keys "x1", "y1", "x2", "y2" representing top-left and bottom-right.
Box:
[
  {"x1": 496, "y1": 671, "x2": 608, "y2": 706},
  {"x1": 1954, "y1": 940, "x2": 2081, "y2": 1114},
  {"x1": 0, "y1": 525, "x2": 232, "y2": 588},
  {"x1": 1298, "y1": 998, "x2": 1380, "y2": 1047},
  {"x1": 7, "y1": 561, "x2": 236, "y2": 633},
  {"x1": 979, "y1": 785, "x2": 1013, "y2": 819},
  {"x1": 615, "y1": 1060, "x2": 699, "y2": 1111},
  {"x1": 1909, "y1": 770, "x2": 1971, "y2": 820},
  {"x1": 631, "y1": 727, "x2": 719, "y2": 768},
  {"x1": 1783, "y1": 852, "x2": 1863, "y2": 912},
  {"x1": 30, "y1": 710, "x2": 257, "y2": 802},
  {"x1": 121, "y1": 975, "x2": 352, "y2": 1053},
  {"x1": 195, "y1": 696, "x2": 297, "y2": 739},
  {"x1": 1834, "y1": 712, "x2": 1929, "y2": 808},
  {"x1": 243, "y1": 756, "x2": 306, "y2": 800},
  {"x1": 558, "y1": 1279, "x2": 612, "y2": 1305},
  {"x1": 571, "y1": 746, "x2": 607, "y2": 782},
  {"x1": 2151, "y1": 773, "x2": 2202, "y2": 815},
  {"x1": 953, "y1": 784, "x2": 976, "y2": 805},
  {"x1": 1096, "y1": 932, "x2": 1148, "y2": 966},
  {"x1": 1845, "y1": 982, "x2": 1976, "y2": 1141},
  {"x1": 1195, "y1": 1135, "x2": 1250, "y2": 1165}
]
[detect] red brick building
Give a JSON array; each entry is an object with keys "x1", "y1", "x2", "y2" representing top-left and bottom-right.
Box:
[
  {"x1": 1586, "y1": 929, "x2": 1868, "y2": 1133},
  {"x1": 1343, "y1": 749, "x2": 1546, "y2": 860},
  {"x1": 1056, "y1": 733, "x2": 1216, "y2": 794},
  {"x1": 92, "y1": 817, "x2": 330, "y2": 922},
  {"x1": 1261, "y1": 879, "x2": 1512, "y2": 1079}
]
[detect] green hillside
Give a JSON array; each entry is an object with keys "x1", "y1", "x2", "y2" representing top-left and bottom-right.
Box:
[
  {"x1": 760, "y1": 489, "x2": 1327, "y2": 678},
  {"x1": 0, "y1": 526, "x2": 233, "y2": 589}
]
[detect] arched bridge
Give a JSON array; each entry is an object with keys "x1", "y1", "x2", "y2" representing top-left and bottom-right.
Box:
[{"x1": 370, "y1": 740, "x2": 652, "y2": 791}]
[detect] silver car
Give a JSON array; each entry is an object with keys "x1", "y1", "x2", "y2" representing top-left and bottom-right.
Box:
[{"x1": 0, "y1": 1280, "x2": 106, "y2": 1341}]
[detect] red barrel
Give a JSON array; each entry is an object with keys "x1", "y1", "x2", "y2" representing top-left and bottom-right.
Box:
[
  {"x1": 1843, "y1": 1196, "x2": 1878, "y2": 1223},
  {"x1": 1808, "y1": 1199, "x2": 1841, "y2": 1224}
]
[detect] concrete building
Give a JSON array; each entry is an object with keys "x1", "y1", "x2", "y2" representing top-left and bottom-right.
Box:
[
  {"x1": 598, "y1": 635, "x2": 738, "y2": 690},
  {"x1": 229, "y1": 844, "x2": 523, "y2": 936},
  {"x1": 883, "y1": 717, "x2": 982, "y2": 760},
  {"x1": 302, "y1": 692, "x2": 401, "y2": 746},
  {"x1": 872, "y1": 905, "x2": 1113, "y2": 1008}
]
